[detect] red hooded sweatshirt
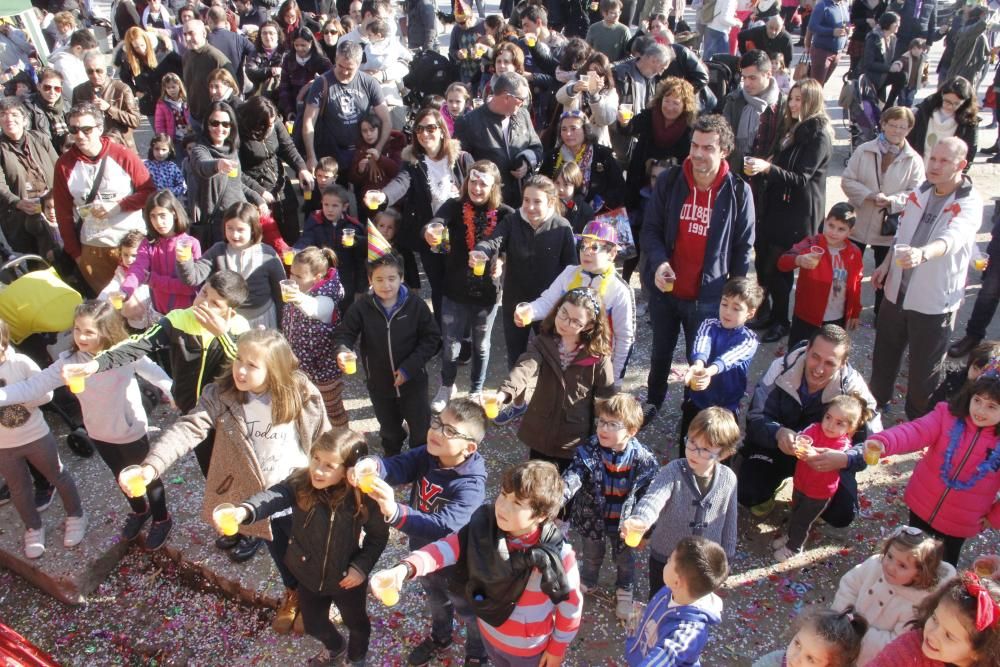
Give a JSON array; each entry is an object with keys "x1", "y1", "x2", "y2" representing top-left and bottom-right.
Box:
[{"x1": 672, "y1": 157, "x2": 730, "y2": 300}]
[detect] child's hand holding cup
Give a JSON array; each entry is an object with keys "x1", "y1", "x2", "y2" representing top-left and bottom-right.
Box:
[
  {"x1": 363, "y1": 190, "x2": 386, "y2": 211},
  {"x1": 621, "y1": 516, "x2": 647, "y2": 548},
  {"x1": 280, "y1": 278, "x2": 299, "y2": 303},
  {"x1": 370, "y1": 565, "x2": 406, "y2": 606},
  {"x1": 118, "y1": 464, "x2": 154, "y2": 499},
  {"x1": 799, "y1": 246, "x2": 823, "y2": 270},
  {"x1": 863, "y1": 440, "x2": 884, "y2": 466},
  {"x1": 212, "y1": 502, "x2": 247, "y2": 536},
  {"x1": 175, "y1": 237, "x2": 193, "y2": 262}
]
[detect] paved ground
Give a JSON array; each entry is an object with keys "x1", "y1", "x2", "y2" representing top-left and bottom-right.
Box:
[{"x1": 2, "y1": 2, "x2": 1000, "y2": 666}]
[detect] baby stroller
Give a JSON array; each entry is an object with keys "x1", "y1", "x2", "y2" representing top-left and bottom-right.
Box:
[
  {"x1": 0, "y1": 253, "x2": 93, "y2": 457},
  {"x1": 840, "y1": 73, "x2": 882, "y2": 162}
]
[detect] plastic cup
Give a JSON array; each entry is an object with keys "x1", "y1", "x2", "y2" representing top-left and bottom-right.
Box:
[
  {"x1": 794, "y1": 434, "x2": 814, "y2": 458},
  {"x1": 228, "y1": 167, "x2": 238, "y2": 178},
  {"x1": 864, "y1": 441, "x2": 882, "y2": 466},
  {"x1": 894, "y1": 243, "x2": 911, "y2": 268},
  {"x1": 626, "y1": 601, "x2": 646, "y2": 635},
  {"x1": 743, "y1": 156, "x2": 753, "y2": 176},
  {"x1": 109, "y1": 291, "x2": 124, "y2": 310},
  {"x1": 810, "y1": 245, "x2": 825, "y2": 257},
  {"x1": 212, "y1": 503, "x2": 240, "y2": 536},
  {"x1": 525, "y1": 33, "x2": 537, "y2": 47},
  {"x1": 371, "y1": 572, "x2": 400, "y2": 606},
  {"x1": 623, "y1": 518, "x2": 645, "y2": 548},
  {"x1": 474, "y1": 43, "x2": 486, "y2": 57},
  {"x1": 285, "y1": 120, "x2": 294, "y2": 135},
  {"x1": 619, "y1": 103, "x2": 634, "y2": 123},
  {"x1": 303, "y1": 189, "x2": 313, "y2": 201},
  {"x1": 688, "y1": 367, "x2": 707, "y2": 389},
  {"x1": 355, "y1": 456, "x2": 379, "y2": 493},
  {"x1": 427, "y1": 222, "x2": 444, "y2": 247},
  {"x1": 77, "y1": 204, "x2": 92, "y2": 219},
  {"x1": 67, "y1": 370, "x2": 86, "y2": 394},
  {"x1": 280, "y1": 279, "x2": 298, "y2": 303},
  {"x1": 364, "y1": 191, "x2": 383, "y2": 210},
  {"x1": 342, "y1": 228, "x2": 356, "y2": 247},
  {"x1": 973, "y1": 555, "x2": 1000, "y2": 578},
  {"x1": 121, "y1": 465, "x2": 147, "y2": 499},
  {"x1": 470, "y1": 250, "x2": 487, "y2": 277},
  {"x1": 175, "y1": 237, "x2": 193, "y2": 262},
  {"x1": 283, "y1": 249, "x2": 295, "y2": 266},
  {"x1": 590, "y1": 1, "x2": 599, "y2": 10},
  {"x1": 514, "y1": 302, "x2": 532, "y2": 327},
  {"x1": 341, "y1": 351, "x2": 357, "y2": 375},
  {"x1": 974, "y1": 251, "x2": 989, "y2": 272},
  {"x1": 483, "y1": 392, "x2": 500, "y2": 419}
]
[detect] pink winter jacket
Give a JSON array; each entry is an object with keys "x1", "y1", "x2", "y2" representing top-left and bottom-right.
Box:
[{"x1": 871, "y1": 402, "x2": 1000, "y2": 539}]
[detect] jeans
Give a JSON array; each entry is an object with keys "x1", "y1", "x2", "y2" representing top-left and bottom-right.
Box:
[
  {"x1": 440, "y1": 297, "x2": 499, "y2": 394},
  {"x1": 785, "y1": 490, "x2": 832, "y2": 551},
  {"x1": 0, "y1": 433, "x2": 83, "y2": 530},
  {"x1": 646, "y1": 291, "x2": 719, "y2": 408},
  {"x1": 369, "y1": 377, "x2": 430, "y2": 456},
  {"x1": 965, "y1": 224, "x2": 1000, "y2": 339},
  {"x1": 92, "y1": 436, "x2": 168, "y2": 521},
  {"x1": 580, "y1": 531, "x2": 636, "y2": 591},
  {"x1": 501, "y1": 300, "x2": 539, "y2": 369},
  {"x1": 297, "y1": 580, "x2": 371, "y2": 661},
  {"x1": 420, "y1": 571, "x2": 487, "y2": 659},
  {"x1": 701, "y1": 27, "x2": 730, "y2": 60},
  {"x1": 264, "y1": 513, "x2": 298, "y2": 589},
  {"x1": 419, "y1": 250, "x2": 448, "y2": 327},
  {"x1": 850, "y1": 241, "x2": 889, "y2": 315}
]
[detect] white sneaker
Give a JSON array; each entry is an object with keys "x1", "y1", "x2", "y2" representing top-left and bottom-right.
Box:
[
  {"x1": 64, "y1": 513, "x2": 87, "y2": 547},
  {"x1": 615, "y1": 589, "x2": 634, "y2": 622},
  {"x1": 431, "y1": 385, "x2": 455, "y2": 413},
  {"x1": 24, "y1": 527, "x2": 45, "y2": 559},
  {"x1": 773, "y1": 545, "x2": 800, "y2": 563},
  {"x1": 770, "y1": 534, "x2": 788, "y2": 550}
]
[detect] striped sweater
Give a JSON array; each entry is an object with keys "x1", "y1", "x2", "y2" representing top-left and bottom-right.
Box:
[{"x1": 404, "y1": 527, "x2": 584, "y2": 658}]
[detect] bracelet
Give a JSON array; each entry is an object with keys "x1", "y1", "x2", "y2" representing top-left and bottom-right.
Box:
[{"x1": 400, "y1": 561, "x2": 416, "y2": 580}]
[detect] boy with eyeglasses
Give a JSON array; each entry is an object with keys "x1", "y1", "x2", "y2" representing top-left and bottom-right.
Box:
[
  {"x1": 561, "y1": 393, "x2": 658, "y2": 621},
  {"x1": 361, "y1": 397, "x2": 489, "y2": 667},
  {"x1": 620, "y1": 406, "x2": 740, "y2": 599}
]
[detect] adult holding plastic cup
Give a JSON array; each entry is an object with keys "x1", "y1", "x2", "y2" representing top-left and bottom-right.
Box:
[
  {"x1": 427, "y1": 161, "x2": 515, "y2": 412},
  {"x1": 638, "y1": 114, "x2": 754, "y2": 430},
  {"x1": 870, "y1": 136, "x2": 983, "y2": 421}
]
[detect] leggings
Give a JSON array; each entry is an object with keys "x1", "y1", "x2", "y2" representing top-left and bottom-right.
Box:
[
  {"x1": 92, "y1": 436, "x2": 168, "y2": 521},
  {"x1": 907, "y1": 511, "x2": 967, "y2": 567},
  {"x1": 314, "y1": 378, "x2": 349, "y2": 428},
  {"x1": 0, "y1": 433, "x2": 83, "y2": 530},
  {"x1": 297, "y1": 582, "x2": 371, "y2": 662}
]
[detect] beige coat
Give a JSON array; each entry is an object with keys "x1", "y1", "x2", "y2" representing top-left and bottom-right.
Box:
[
  {"x1": 840, "y1": 138, "x2": 925, "y2": 247},
  {"x1": 145, "y1": 373, "x2": 330, "y2": 540}
]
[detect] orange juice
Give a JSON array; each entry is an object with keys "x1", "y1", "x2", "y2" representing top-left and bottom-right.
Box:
[
  {"x1": 228, "y1": 167, "x2": 238, "y2": 178},
  {"x1": 342, "y1": 228, "x2": 356, "y2": 247},
  {"x1": 283, "y1": 250, "x2": 295, "y2": 265},
  {"x1": 864, "y1": 442, "x2": 881, "y2": 466},
  {"x1": 175, "y1": 239, "x2": 192, "y2": 262},
  {"x1": 356, "y1": 458, "x2": 378, "y2": 493},
  {"x1": 623, "y1": 519, "x2": 645, "y2": 548},
  {"x1": 213, "y1": 504, "x2": 240, "y2": 536},
  {"x1": 121, "y1": 466, "x2": 146, "y2": 498},
  {"x1": 67, "y1": 373, "x2": 86, "y2": 394},
  {"x1": 483, "y1": 393, "x2": 499, "y2": 419},
  {"x1": 109, "y1": 292, "x2": 124, "y2": 310}
]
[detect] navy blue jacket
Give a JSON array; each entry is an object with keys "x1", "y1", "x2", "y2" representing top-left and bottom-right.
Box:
[
  {"x1": 688, "y1": 318, "x2": 758, "y2": 413},
  {"x1": 378, "y1": 447, "x2": 487, "y2": 550},
  {"x1": 640, "y1": 161, "x2": 754, "y2": 303}
]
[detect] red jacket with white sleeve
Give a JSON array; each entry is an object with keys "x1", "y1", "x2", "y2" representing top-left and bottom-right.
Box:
[{"x1": 53, "y1": 137, "x2": 156, "y2": 258}]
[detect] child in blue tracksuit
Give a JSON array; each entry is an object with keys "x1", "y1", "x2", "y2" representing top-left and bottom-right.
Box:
[
  {"x1": 625, "y1": 536, "x2": 727, "y2": 667},
  {"x1": 679, "y1": 277, "x2": 763, "y2": 451},
  {"x1": 360, "y1": 397, "x2": 489, "y2": 666}
]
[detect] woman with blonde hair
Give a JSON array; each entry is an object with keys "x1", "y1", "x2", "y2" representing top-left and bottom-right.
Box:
[
  {"x1": 744, "y1": 78, "x2": 833, "y2": 343},
  {"x1": 115, "y1": 25, "x2": 180, "y2": 120}
]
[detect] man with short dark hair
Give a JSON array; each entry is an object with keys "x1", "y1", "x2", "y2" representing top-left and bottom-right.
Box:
[
  {"x1": 454, "y1": 71, "x2": 543, "y2": 206},
  {"x1": 722, "y1": 50, "x2": 786, "y2": 173},
  {"x1": 639, "y1": 114, "x2": 755, "y2": 427},
  {"x1": 870, "y1": 136, "x2": 982, "y2": 419},
  {"x1": 48, "y1": 29, "x2": 98, "y2": 93},
  {"x1": 25, "y1": 68, "x2": 69, "y2": 151}
]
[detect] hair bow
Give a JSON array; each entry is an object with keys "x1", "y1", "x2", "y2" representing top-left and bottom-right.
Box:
[{"x1": 963, "y1": 572, "x2": 1000, "y2": 632}]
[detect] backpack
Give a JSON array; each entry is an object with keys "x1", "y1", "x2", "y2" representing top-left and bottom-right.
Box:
[
  {"x1": 402, "y1": 49, "x2": 458, "y2": 98},
  {"x1": 705, "y1": 56, "x2": 741, "y2": 113}
]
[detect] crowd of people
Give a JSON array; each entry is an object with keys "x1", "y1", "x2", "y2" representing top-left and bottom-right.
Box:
[{"x1": 0, "y1": 0, "x2": 998, "y2": 665}]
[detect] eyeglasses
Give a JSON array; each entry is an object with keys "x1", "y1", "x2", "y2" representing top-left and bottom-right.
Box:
[
  {"x1": 883, "y1": 122, "x2": 910, "y2": 132},
  {"x1": 208, "y1": 119, "x2": 232, "y2": 128},
  {"x1": 596, "y1": 418, "x2": 625, "y2": 432},
  {"x1": 323, "y1": 30, "x2": 339, "y2": 35},
  {"x1": 556, "y1": 306, "x2": 587, "y2": 329},
  {"x1": 430, "y1": 414, "x2": 477, "y2": 442},
  {"x1": 41, "y1": 84, "x2": 62, "y2": 92},
  {"x1": 684, "y1": 438, "x2": 722, "y2": 461},
  {"x1": 579, "y1": 241, "x2": 611, "y2": 254},
  {"x1": 504, "y1": 91, "x2": 528, "y2": 104},
  {"x1": 68, "y1": 125, "x2": 98, "y2": 136},
  {"x1": 414, "y1": 123, "x2": 439, "y2": 134},
  {"x1": 85, "y1": 68, "x2": 104, "y2": 75}
]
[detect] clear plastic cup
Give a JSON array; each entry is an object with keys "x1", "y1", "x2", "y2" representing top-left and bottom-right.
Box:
[
  {"x1": 474, "y1": 43, "x2": 486, "y2": 57},
  {"x1": 120, "y1": 465, "x2": 147, "y2": 499},
  {"x1": 525, "y1": 33, "x2": 537, "y2": 47},
  {"x1": 280, "y1": 279, "x2": 298, "y2": 303},
  {"x1": 514, "y1": 302, "x2": 532, "y2": 326},
  {"x1": 363, "y1": 191, "x2": 384, "y2": 210},
  {"x1": 175, "y1": 237, "x2": 193, "y2": 262},
  {"x1": 285, "y1": 121, "x2": 294, "y2": 135},
  {"x1": 227, "y1": 167, "x2": 238, "y2": 178},
  {"x1": 371, "y1": 571, "x2": 400, "y2": 606},
  {"x1": 470, "y1": 250, "x2": 488, "y2": 276},
  {"x1": 342, "y1": 228, "x2": 356, "y2": 247},
  {"x1": 794, "y1": 434, "x2": 814, "y2": 458},
  {"x1": 427, "y1": 222, "x2": 444, "y2": 247},
  {"x1": 303, "y1": 189, "x2": 313, "y2": 201},
  {"x1": 973, "y1": 554, "x2": 1000, "y2": 578},
  {"x1": 619, "y1": 103, "x2": 634, "y2": 123},
  {"x1": 355, "y1": 456, "x2": 379, "y2": 493},
  {"x1": 109, "y1": 292, "x2": 124, "y2": 310},
  {"x1": 212, "y1": 502, "x2": 240, "y2": 536},
  {"x1": 66, "y1": 369, "x2": 87, "y2": 394},
  {"x1": 743, "y1": 156, "x2": 753, "y2": 176},
  {"x1": 626, "y1": 601, "x2": 647, "y2": 635},
  {"x1": 283, "y1": 250, "x2": 295, "y2": 266},
  {"x1": 483, "y1": 392, "x2": 500, "y2": 419},
  {"x1": 623, "y1": 517, "x2": 646, "y2": 548},
  {"x1": 894, "y1": 243, "x2": 911, "y2": 268},
  {"x1": 340, "y1": 351, "x2": 357, "y2": 375},
  {"x1": 810, "y1": 245, "x2": 825, "y2": 257},
  {"x1": 864, "y1": 441, "x2": 882, "y2": 466},
  {"x1": 974, "y1": 251, "x2": 990, "y2": 272}
]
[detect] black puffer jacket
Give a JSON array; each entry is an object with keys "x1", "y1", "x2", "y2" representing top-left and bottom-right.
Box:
[
  {"x1": 243, "y1": 480, "x2": 389, "y2": 594},
  {"x1": 540, "y1": 142, "x2": 626, "y2": 209},
  {"x1": 757, "y1": 116, "x2": 832, "y2": 246},
  {"x1": 238, "y1": 119, "x2": 307, "y2": 196}
]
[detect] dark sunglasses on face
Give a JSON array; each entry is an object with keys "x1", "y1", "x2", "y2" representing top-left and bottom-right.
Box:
[
  {"x1": 68, "y1": 125, "x2": 98, "y2": 136},
  {"x1": 41, "y1": 84, "x2": 62, "y2": 92},
  {"x1": 415, "y1": 123, "x2": 439, "y2": 134},
  {"x1": 85, "y1": 68, "x2": 104, "y2": 75},
  {"x1": 208, "y1": 119, "x2": 232, "y2": 128}
]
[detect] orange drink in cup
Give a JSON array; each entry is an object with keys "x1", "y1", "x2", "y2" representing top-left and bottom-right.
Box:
[
  {"x1": 894, "y1": 244, "x2": 911, "y2": 268},
  {"x1": 974, "y1": 251, "x2": 989, "y2": 271},
  {"x1": 285, "y1": 121, "x2": 294, "y2": 134},
  {"x1": 283, "y1": 249, "x2": 295, "y2": 265},
  {"x1": 228, "y1": 166, "x2": 238, "y2": 178},
  {"x1": 363, "y1": 190, "x2": 384, "y2": 210},
  {"x1": 212, "y1": 503, "x2": 240, "y2": 536},
  {"x1": 623, "y1": 517, "x2": 646, "y2": 548},
  {"x1": 514, "y1": 302, "x2": 532, "y2": 327},
  {"x1": 794, "y1": 434, "x2": 814, "y2": 458},
  {"x1": 175, "y1": 237, "x2": 193, "y2": 262},
  {"x1": 619, "y1": 103, "x2": 634, "y2": 123},
  {"x1": 109, "y1": 291, "x2": 124, "y2": 310},
  {"x1": 427, "y1": 222, "x2": 444, "y2": 248},
  {"x1": 475, "y1": 43, "x2": 486, "y2": 57},
  {"x1": 355, "y1": 456, "x2": 379, "y2": 493},
  {"x1": 864, "y1": 441, "x2": 882, "y2": 466},
  {"x1": 483, "y1": 392, "x2": 500, "y2": 419},
  {"x1": 743, "y1": 156, "x2": 754, "y2": 176},
  {"x1": 340, "y1": 351, "x2": 357, "y2": 375},
  {"x1": 342, "y1": 228, "x2": 356, "y2": 247},
  {"x1": 525, "y1": 33, "x2": 537, "y2": 47},
  {"x1": 303, "y1": 189, "x2": 313, "y2": 201},
  {"x1": 371, "y1": 571, "x2": 400, "y2": 606},
  {"x1": 973, "y1": 555, "x2": 1000, "y2": 578},
  {"x1": 120, "y1": 465, "x2": 147, "y2": 499},
  {"x1": 280, "y1": 279, "x2": 298, "y2": 303},
  {"x1": 66, "y1": 368, "x2": 87, "y2": 394},
  {"x1": 470, "y1": 250, "x2": 487, "y2": 276}
]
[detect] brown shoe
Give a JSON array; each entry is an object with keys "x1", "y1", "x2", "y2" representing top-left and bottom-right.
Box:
[{"x1": 272, "y1": 588, "x2": 299, "y2": 635}]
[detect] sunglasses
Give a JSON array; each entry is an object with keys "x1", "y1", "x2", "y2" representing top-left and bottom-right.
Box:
[
  {"x1": 208, "y1": 119, "x2": 232, "y2": 128},
  {"x1": 414, "y1": 123, "x2": 439, "y2": 134},
  {"x1": 68, "y1": 125, "x2": 98, "y2": 136},
  {"x1": 85, "y1": 68, "x2": 104, "y2": 75},
  {"x1": 41, "y1": 84, "x2": 62, "y2": 92},
  {"x1": 579, "y1": 241, "x2": 611, "y2": 254},
  {"x1": 323, "y1": 30, "x2": 339, "y2": 34}
]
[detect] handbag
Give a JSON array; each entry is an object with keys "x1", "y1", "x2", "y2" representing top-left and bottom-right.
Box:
[
  {"x1": 873, "y1": 154, "x2": 900, "y2": 237},
  {"x1": 793, "y1": 53, "x2": 811, "y2": 81}
]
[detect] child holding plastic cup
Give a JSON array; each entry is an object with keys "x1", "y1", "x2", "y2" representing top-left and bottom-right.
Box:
[
  {"x1": 622, "y1": 407, "x2": 741, "y2": 599},
  {"x1": 1, "y1": 303, "x2": 176, "y2": 554},
  {"x1": 296, "y1": 184, "x2": 366, "y2": 315},
  {"x1": 772, "y1": 394, "x2": 874, "y2": 562},
  {"x1": 100, "y1": 229, "x2": 160, "y2": 330},
  {"x1": 225, "y1": 429, "x2": 388, "y2": 663},
  {"x1": 561, "y1": 393, "x2": 658, "y2": 621},
  {"x1": 777, "y1": 202, "x2": 864, "y2": 348}
]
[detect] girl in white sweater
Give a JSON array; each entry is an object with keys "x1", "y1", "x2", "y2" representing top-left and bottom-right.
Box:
[
  {"x1": 832, "y1": 525, "x2": 956, "y2": 665},
  {"x1": 0, "y1": 318, "x2": 86, "y2": 559},
  {"x1": 0, "y1": 302, "x2": 174, "y2": 551}
]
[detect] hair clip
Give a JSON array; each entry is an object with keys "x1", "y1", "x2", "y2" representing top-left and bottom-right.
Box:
[
  {"x1": 891, "y1": 525, "x2": 926, "y2": 538},
  {"x1": 567, "y1": 287, "x2": 601, "y2": 320},
  {"x1": 468, "y1": 168, "x2": 495, "y2": 187}
]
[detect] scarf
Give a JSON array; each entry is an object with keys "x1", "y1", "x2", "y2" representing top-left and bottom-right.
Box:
[
  {"x1": 449, "y1": 504, "x2": 571, "y2": 627},
  {"x1": 925, "y1": 109, "x2": 958, "y2": 158},
  {"x1": 652, "y1": 111, "x2": 687, "y2": 149},
  {"x1": 567, "y1": 264, "x2": 614, "y2": 303},
  {"x1": 876, "y1": 132, "x2": 902, "y2": 156},
  {"x1": 295, "y1": 54, "x2": 311, "y2": 66},
  {"x1": 736, "y1": 78, "x2": 780, "y2": 156}
]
